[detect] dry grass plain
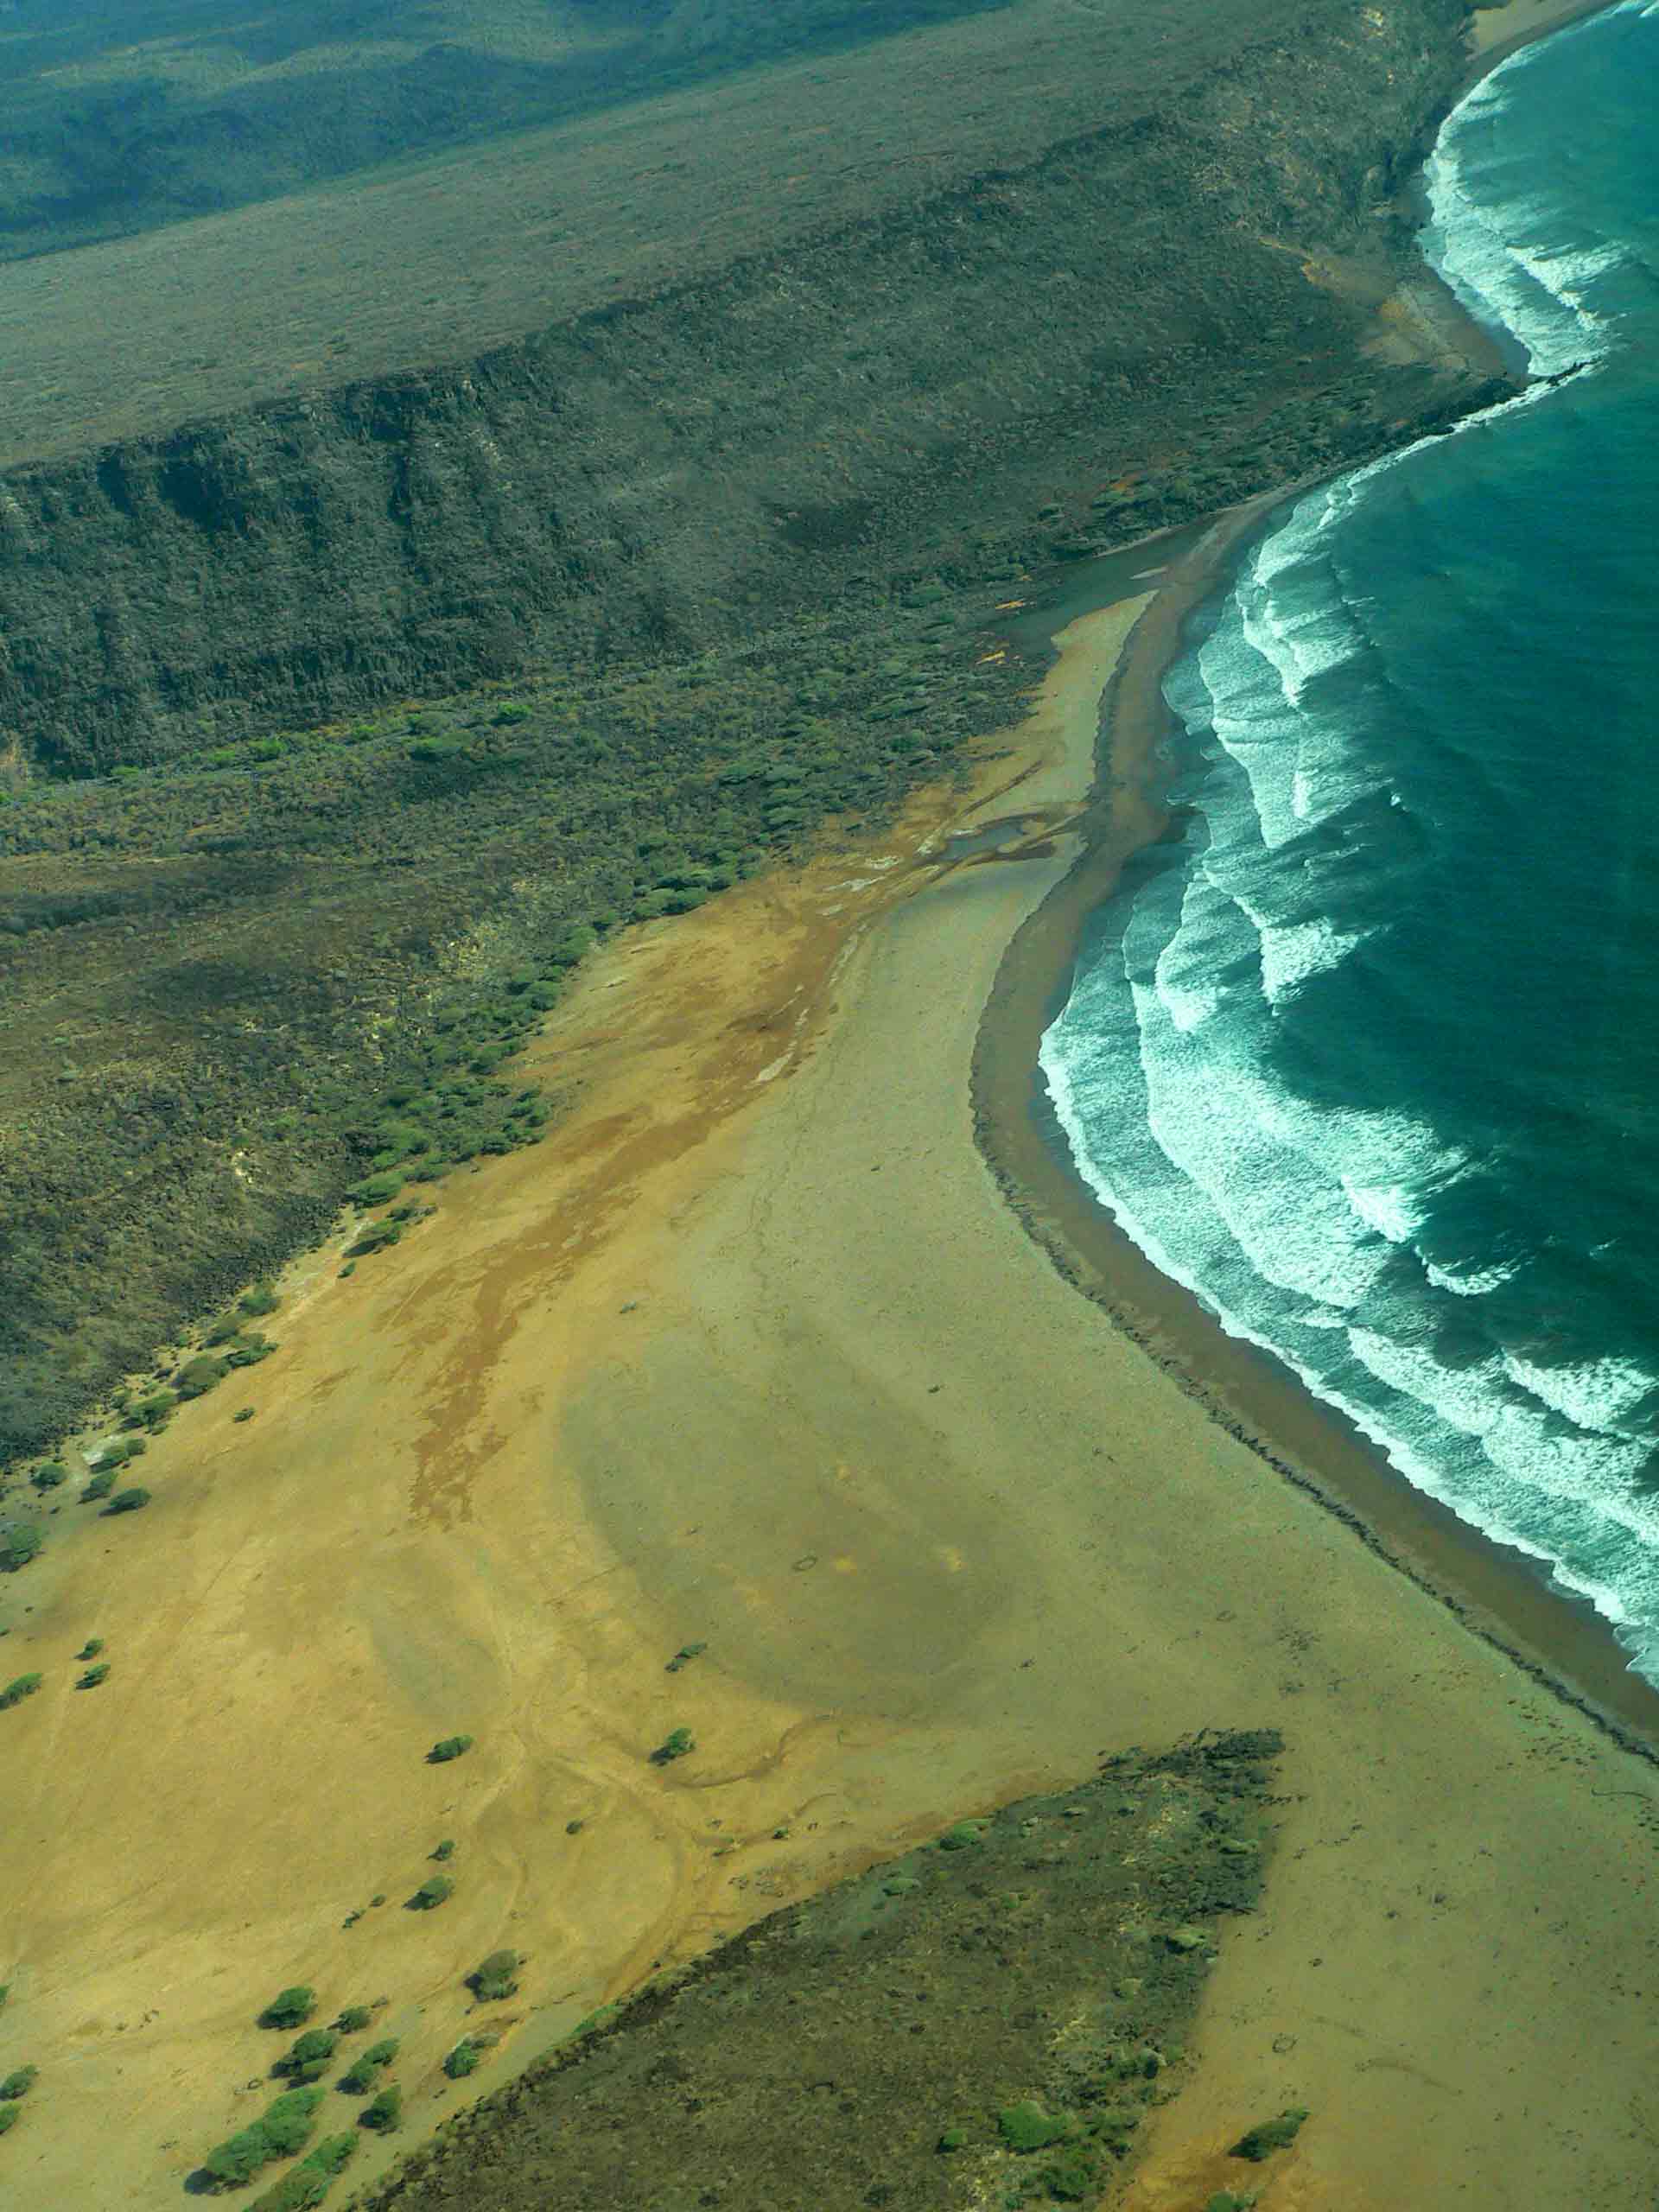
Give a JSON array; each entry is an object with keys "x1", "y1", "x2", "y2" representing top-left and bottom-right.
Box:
[
  {"x1": 0, "y1": 0, "x2": 1305, "y2": 463},
  {"x1": 4, "y1": 537, "x2": 1659, "y2": 2209}
]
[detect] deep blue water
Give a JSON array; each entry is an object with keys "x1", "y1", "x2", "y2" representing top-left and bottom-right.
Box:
[{"x1": 1040, "y1": 3, "x2": 1659, "y2": 1677}]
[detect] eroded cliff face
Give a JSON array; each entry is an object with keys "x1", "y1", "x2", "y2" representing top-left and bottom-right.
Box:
[{"x1": 0, "y1": 0, "x2": 1476, "y2": 776}]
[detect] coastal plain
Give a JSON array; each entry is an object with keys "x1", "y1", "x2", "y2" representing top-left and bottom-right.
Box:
[
  {"x1": 5, "y1": 553, "x2": 1659, "y2": 2209},
  {"x1": 3, "y1": 3, "x2": 1656, "y2": 2209}
]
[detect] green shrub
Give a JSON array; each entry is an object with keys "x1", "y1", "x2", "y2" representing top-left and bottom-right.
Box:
[
  {"x1": 106, "y1": 1486, "x2": 151, "y2": 1514},
  {"x1": 997, "y1": 2102, "x2": 1071, "y2": 2153},
  {"x1": 430, "y1": 1839, "x2": 455, "y2": 1861},
  {"x1": 239, "y1": 1284, "x2": 280, "y2": 1319},
  {"x1": 302, "y1": 2132, "x2": 359, "y2": 2178},
  {"x1": 76, "y1": 1638, "x2": 105, "y2": 1660},
  {"x1": 442, "y1": 2039, "x2": 483, "y2": 2079},
  {"x1": 81, "y1": 1471, "x2": 116, "y2": 1502},
  {"x1": 937, "y1": 2126, "x2": 968, "y2": 2153},
  {"x1": 664, "y1": 1642, "x2": 707, "y2": 1674},
  {"x1": 78, "y1": 1663, "x2": 111, "y2": 1688},
  {"x1": 259, "y1": 1985, "x2": 317, "y2": 2030},
  {"x1": 0, "y1": 1675, "x2": 42, "y2": 1709},
  {"x1": 202, "y1": 2124, "x2": 276, "y2": 2190},
  {"x1": 29, "y1": 1463, "x2": 67, "y2": 1491},
  {"x1": 250, "y1": 2128, "x2": 360, "y2": 2205},
  {"x1": 132, "y1": 1389, "x2": 178, "y2": 1429},
  {"x1": 428, "y1": 1734, "x2": 474, "y2": 1764},
  {"x1": 409, "y1": 1876, "x2": 453, "y2": 1910},
  {"x1": 352, "y1": 1173, "x2": 404, "y2": 1206},
  {"x1": 0, "y1": 2066, "x2": 37, "y2": 2099},
  {"x1": 0, "y1": 1520, "x2": 43, "y2": 1569},
  {"x1": 1040, "y1": 2149, "x2": 1104, "y2": 2202},
  {"x1": 174, "y1": 1353, "x2": 229, "y2": 1399},
  {"x1": 278, "y1": 2029, "x2": 338, "y2": 2082},
  {"x1": 1231, "y1": 2108, "x2": 1308, "y2": 2162},
  {"x1": 359, "y1": 2085, "x2": 402, "y2": 2133},
  {"x1": 234, "y1": 1407, "x2": 257, "y2": 1422},
  {"x1": 0, "y1": 2104, "x2": 17, "y2": 2136},
  {"x1": 648, "y1": 1727, "x2": 695, "y2": 1765},
  {"x1": 362, "y1": 2038, "x2": 399, "y2": 2069},
  {"x1": 333, "y1": 2006, "x2": 372, "y2": 2035},
  {"x1": 260, "y1": 2087, "x2": 324, "y2": 2157},
  {"x1": 246, "y1": 2173, "x2": 327, "y2": 2212},
  {"x1": 467, "y1": 1949, "x2": 521, "y2": 2001},
  {"x1": 225, "y1": 1333, "x2": 275, "y2": 1369},
  {"x1": 938, "y1": 1821, "x2": 987, "y2": 1851}
]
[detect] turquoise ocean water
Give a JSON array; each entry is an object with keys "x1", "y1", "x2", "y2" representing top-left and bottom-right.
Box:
[{"x1": 1039, "y1": 3, "x2": 1659, "y2": 1676}]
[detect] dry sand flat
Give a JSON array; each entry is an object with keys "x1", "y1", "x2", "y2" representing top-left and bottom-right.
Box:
[{"x1": 3, "y1": 561, "x2": 1659, "y2": 2210}]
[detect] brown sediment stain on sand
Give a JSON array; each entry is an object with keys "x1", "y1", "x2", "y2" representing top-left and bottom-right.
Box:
[
  {"x1": 5, "y1": 537, "x2": 1659, "y2": 2212},
  {"x1": 0, "y1": 611, "x2": 1126, "y2": 2211}
]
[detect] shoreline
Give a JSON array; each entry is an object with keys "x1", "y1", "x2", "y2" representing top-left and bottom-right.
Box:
[
  {"x1": 971, "y1": 0, "x2": 1659, "y2": 1759},
  {"x1": 973, "y1": 522, "x2": 1659, "y2": 1758}
]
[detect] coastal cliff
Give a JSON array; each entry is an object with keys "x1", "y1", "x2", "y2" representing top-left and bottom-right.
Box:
[{"x1": 0, "y1": 0, "x2": 1484, "y2": 776}]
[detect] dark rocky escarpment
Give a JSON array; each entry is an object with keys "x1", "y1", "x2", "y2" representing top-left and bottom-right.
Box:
[{"x1": 0, "y1": 0, "x2": 1488, "y2": 778}]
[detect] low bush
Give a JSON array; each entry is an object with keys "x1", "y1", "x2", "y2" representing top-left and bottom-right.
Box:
[
  {"x1": 648, "y1": 1727, "x2": 695, "y2": 1765},
  {"x1": 259, "y1": 1985, "x2": 317, "y2": 2030},
  {"x1": 225, "y1": 1332, "x2": 276, "y2": 1369},
  {"x1": 77, "y1": 1663, "x2": 111, "y2": 1688},
  {"x1": 339, "y1": 2035, "x2": 397, "y2": 2091},
  {"x1": 248, "y1": 2127, "x2": 360, "y2": 2209},
  {"x1": 428, "y1": 1734, "x2": 474, "y2": 1764},
  {"x1": 0, "y1": 1675, "x2": 42, "y2": 1710},
  {"x1": 351, "y1": 1173, "x2": 405, "y2": 1206},
  {"x1": 442, "y1": 2038, "x2": 484, "y2": 2079},
  {"x1": 174, "y1": 1353, "x2": 230, "y2": 1399},
  {"x1": 81, "y1": 1471, "x2": 116, "y2": 1502},
  {"x1": 997, "y1": 2102, "x2": 1071, "y2": 2153},
  {"x1": 1231, "y1": 2108, "x2": 1309, "y2": 2163},
  {"x1": 0, "y1": 2105, "x2": 18, "y2": 2136},
  {"x1": 0, "y1": 1519, "x2": 43, "y2": 1569},
  {"x1": 239, "y1": 1284, "x2": 281, "y2": 1319},
  {"x1": 260, "y1": 2088, "x2": 325, "y2": 2157},
  {"x1": 76, "y1": 1637, "x2": 105, "y2": 1660},
  {"x1": 29, "y1": 1463, "x2": 67, "y2": 1491},
  {"x1": 359, "y1": 2085, "x2": 402, "y2": 2133},
  {"x1": 333, "y1": 2006, "x2": 372, "y2": 2035},
  {"x1": 0, "y1": 2066, "x2": 37, "y2": 2099},
  {"x1": 106, "y1": 1486, "x2": 152, "y2": 1514},
  {"x1": 430, "y1": 1838, "x2": 456, "y2": 1861},
  {"x1": 278, "y1": 2029, "x2": 338, "y2": 2082},
  {"x1": 467, "y1": 1949, "x2": 521, "y2": 2002},
  {"x1": 132, "y1": 1389, "x2": 178, "y2": 1429},
  {"x1": 409, "y1": 1876, "x2": 453, "y2": 1910}
]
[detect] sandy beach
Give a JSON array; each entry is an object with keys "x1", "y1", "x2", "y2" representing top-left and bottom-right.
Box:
[{"x1": 5, "y1": 505, "x2": 1659, "y2": 2207}]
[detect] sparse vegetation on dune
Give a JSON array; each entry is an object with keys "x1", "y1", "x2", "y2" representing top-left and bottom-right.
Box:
[{"x1": 351, "y1": 1738, "x2": 1281, "y2": 2212}]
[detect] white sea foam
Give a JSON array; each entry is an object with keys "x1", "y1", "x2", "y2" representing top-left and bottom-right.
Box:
[
  {"x1": 1040, "y1": 2, "x2": 1659, "y2": 1681},
  {"x1": 1423, "y1": 1254, "x2": 1522, "y2": 1296}
]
